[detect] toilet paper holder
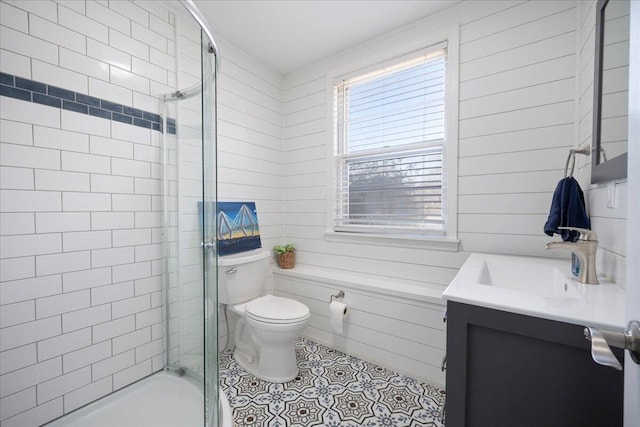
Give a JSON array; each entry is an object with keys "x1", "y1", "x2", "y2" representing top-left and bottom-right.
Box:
[{"x1": 330, "y1": 291, "x2": 345, "y2": 302}]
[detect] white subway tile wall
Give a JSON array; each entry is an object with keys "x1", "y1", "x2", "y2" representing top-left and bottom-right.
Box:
[
  {"x1": 0, "y1": 1, "x2": 176, "y2": 424},
  {"x1": 0, "y1": 301, "x2": 35, "y2": 328},
  {"x1": 31, "y1": 16, "x2": 87, "y2": 55}
]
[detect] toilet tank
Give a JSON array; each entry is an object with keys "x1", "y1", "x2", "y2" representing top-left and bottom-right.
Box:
[{"x1": 217, "y1": 248, "x2": 271, "y2": 305}]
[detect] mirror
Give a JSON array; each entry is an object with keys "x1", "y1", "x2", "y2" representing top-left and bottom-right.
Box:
[{"x1": 592, "y1": 0, "x2": 629, "y2": 183}]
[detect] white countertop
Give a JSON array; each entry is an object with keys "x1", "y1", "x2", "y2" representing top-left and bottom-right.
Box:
[
  {"x1": 273, "y1": 265, "x2": 444, "y2": 305},
  {"x1": 442, "y1": 253, "x2": 627, "y2": 330}
]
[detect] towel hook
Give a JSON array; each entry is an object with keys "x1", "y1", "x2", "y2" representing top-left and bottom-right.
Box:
[{"x1": 564, "y1": 144, "x2": 590, "y2": 178}]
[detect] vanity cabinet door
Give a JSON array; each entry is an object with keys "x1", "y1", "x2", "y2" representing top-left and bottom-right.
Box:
[{"x1": 445, "y1": 301, "x2": 624, "y2": 427}]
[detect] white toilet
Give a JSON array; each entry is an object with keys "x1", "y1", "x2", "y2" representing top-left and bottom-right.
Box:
[{"x1": 218, "y1": 248, "x2": 310, "y2": 383}]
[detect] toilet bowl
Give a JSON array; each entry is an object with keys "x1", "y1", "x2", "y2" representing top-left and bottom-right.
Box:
[{"x1": 218, "y1": 249, "x2": 310, "y2": 383}]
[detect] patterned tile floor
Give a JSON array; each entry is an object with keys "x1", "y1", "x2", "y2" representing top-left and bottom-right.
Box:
[{"x1": 219, "y1": 338, "x2": 446, "y2": 426}]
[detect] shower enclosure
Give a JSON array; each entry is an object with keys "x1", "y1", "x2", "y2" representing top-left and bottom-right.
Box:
[
  {"x1": 43, "y1": 1, "x2": 225, "y2": 426},
  {"x1": 161, "y1": 1, "x2": 221, "y2": 426}
]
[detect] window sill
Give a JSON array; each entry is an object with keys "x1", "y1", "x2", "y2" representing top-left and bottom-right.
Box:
[{"x1": 324, "y1": 231, "x2": 460, "y2": 252}]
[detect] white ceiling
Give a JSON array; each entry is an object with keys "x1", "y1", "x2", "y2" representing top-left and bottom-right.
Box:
[{"x1": 194, "y1": 1, "x2": 460, "y2": 76}]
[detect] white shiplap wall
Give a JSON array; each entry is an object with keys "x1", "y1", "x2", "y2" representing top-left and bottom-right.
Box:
[
  {"x1": 215, "y1": 38, "x2": 285, "y2": 348},
  {"x1": 170, "y1": 7, "x2": 284, "y2": 354},
  {"x1": 217, "y1": 40, "x2": 284, "y2": 253},
  {"x1": 576, "y1": 0, "x2": 628, "y2": 288},
  {"x1": 279, "y1": 0, "x2": 587, "y2": 385},
  {"x1": 167, "y1": 8, "x2": 284, "y2": 377}
]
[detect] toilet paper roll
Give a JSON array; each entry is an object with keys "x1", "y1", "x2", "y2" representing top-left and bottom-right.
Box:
[{"x1": 329, "y1": 300, "x2": 348, "y2": 334}]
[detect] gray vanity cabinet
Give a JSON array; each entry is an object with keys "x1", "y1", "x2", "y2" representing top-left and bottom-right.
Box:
[{"x1": 444, "y1": 301, "x2": 624, "y2": 427}]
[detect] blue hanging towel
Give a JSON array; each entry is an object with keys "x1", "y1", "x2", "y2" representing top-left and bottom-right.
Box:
[{"x1": 543, "y1": 177, "x2": 591, "y2": 242}]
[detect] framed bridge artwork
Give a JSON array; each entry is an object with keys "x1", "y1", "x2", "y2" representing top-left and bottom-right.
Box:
[{"x1": 198, "y1": 201, "x2": 262, "y2": 256}]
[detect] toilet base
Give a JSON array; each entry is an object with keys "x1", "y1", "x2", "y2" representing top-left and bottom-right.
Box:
[{"x1": 232, "y1": 315, "x2": 307, "y2": 383}]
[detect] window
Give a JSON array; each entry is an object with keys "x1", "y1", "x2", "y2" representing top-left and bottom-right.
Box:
[{"x1": 333, "y1": 43, "x2": 452, "y2": 237}]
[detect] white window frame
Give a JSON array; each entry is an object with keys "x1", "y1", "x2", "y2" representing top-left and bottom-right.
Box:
[{"x1": 325, "y1": 27, "x2": 459, "y2": 251}]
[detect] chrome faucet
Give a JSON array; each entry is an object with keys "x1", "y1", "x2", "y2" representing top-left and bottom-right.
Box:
[{"x1": 545, "y1": 227, "x2": 599, "y2": 284}]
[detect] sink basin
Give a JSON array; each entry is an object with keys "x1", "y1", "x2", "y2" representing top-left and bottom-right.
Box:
[
  {"x1": 442, "y1": 253, "x2": 626, "y2": 330},
  {"x1": 478, "y1": 258, "x2": 583, "y2": 300}
]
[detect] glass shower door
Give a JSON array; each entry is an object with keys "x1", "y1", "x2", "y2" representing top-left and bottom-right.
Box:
[
  {"x1": 202, "y1": 32, "x2": 219, "y2": 427},
  {"x1": 162, "y1": 29, "x2": 219, "y2": 427}
]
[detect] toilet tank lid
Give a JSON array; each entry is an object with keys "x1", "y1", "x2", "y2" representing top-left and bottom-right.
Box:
[{"x1": 218, "y1": 248, "x2": 270, "y2": 266}]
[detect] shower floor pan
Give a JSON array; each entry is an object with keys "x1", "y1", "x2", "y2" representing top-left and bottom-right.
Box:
[{"x1": 45, "y1": 371, "x2": 231, "y2": 427}]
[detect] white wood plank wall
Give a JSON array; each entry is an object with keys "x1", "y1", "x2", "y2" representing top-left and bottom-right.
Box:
[
  {"x1": 575, "y1": 0, "x2": 628, "y2": 287},
  {"x1": 278, "y1": 0, "x2": 603, "y2": 384},
  {"x1": 274, "y1": 269, "x2": 447, "y2": 385},
  {"x1": 217, "y1": 40, "x2": 284, "y2": 256},
  {"x1": 177, "y1": 0, "x2": 628, "y2": 388},
  {"x1": 215, "y1": 39, "x2": 284, "y2": 346},
  {"x1": 174, "y1": 20, "x2": 284, "y2": 356},
  {"x1": 458, "y1": 0, "x2": 579, "y2": 257}
]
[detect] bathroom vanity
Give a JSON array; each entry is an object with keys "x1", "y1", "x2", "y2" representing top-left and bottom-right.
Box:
[{"x1": 443, "y1": 254, "x2": 626, "y2": 427}]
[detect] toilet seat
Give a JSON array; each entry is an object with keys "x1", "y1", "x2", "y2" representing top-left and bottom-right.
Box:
[{"x1": 245, "y1": 295, "x2": 310, "y2": 324}]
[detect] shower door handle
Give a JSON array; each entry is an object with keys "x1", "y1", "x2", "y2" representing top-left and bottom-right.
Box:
[{"x1": 201, "y1": 241, "x2": 215, "y2": 251}]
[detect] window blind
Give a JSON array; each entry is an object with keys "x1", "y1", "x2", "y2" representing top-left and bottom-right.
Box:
[{"x1": 334, "y1": 45, "x2": 447, "y2": 234}]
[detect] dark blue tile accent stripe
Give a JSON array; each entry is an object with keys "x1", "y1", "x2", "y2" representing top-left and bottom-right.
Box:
[
  {"x1": 0, "y1": 72, "x2": 14, "y2": 86},
  {"x1": 89, "y1": 107, "x2": 112, "y2": 119},
  {"x1": 48, "y1": 85, "x2": 75, "y2": 100},
  {"x1": 142, "y1": 111, "x2": 160, "y2": 123},
  {"x1": 63, "y1": 100, "x2": 88, "y2": 114},
  {"x1": 123, "y1": 106, "x2": 143, "y2": 118},
  {"x1": 0, "y1": 72, "x2": 176, "y2": 134},
  {"x1": 101, "y1": 99, "x2": 122, "y2": 113},
  {"x1": 133, "y1": 118, "x2": 152, "y2": 129},
  {"x1": 1, "y1": 84, "x2": 32, "y2": 101},
  {"x1": 112, "y1": 113, "x2": 132, "y2": 124},
  {"x1": 76, "y1": 93, "x2": 101, "y2": 108},
  {"x1": 33, "y1": 93, "x2": 61, "y2": 108},
  {"x1": 16, "y1": 77, "x2": 46, "y2": 94}
]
